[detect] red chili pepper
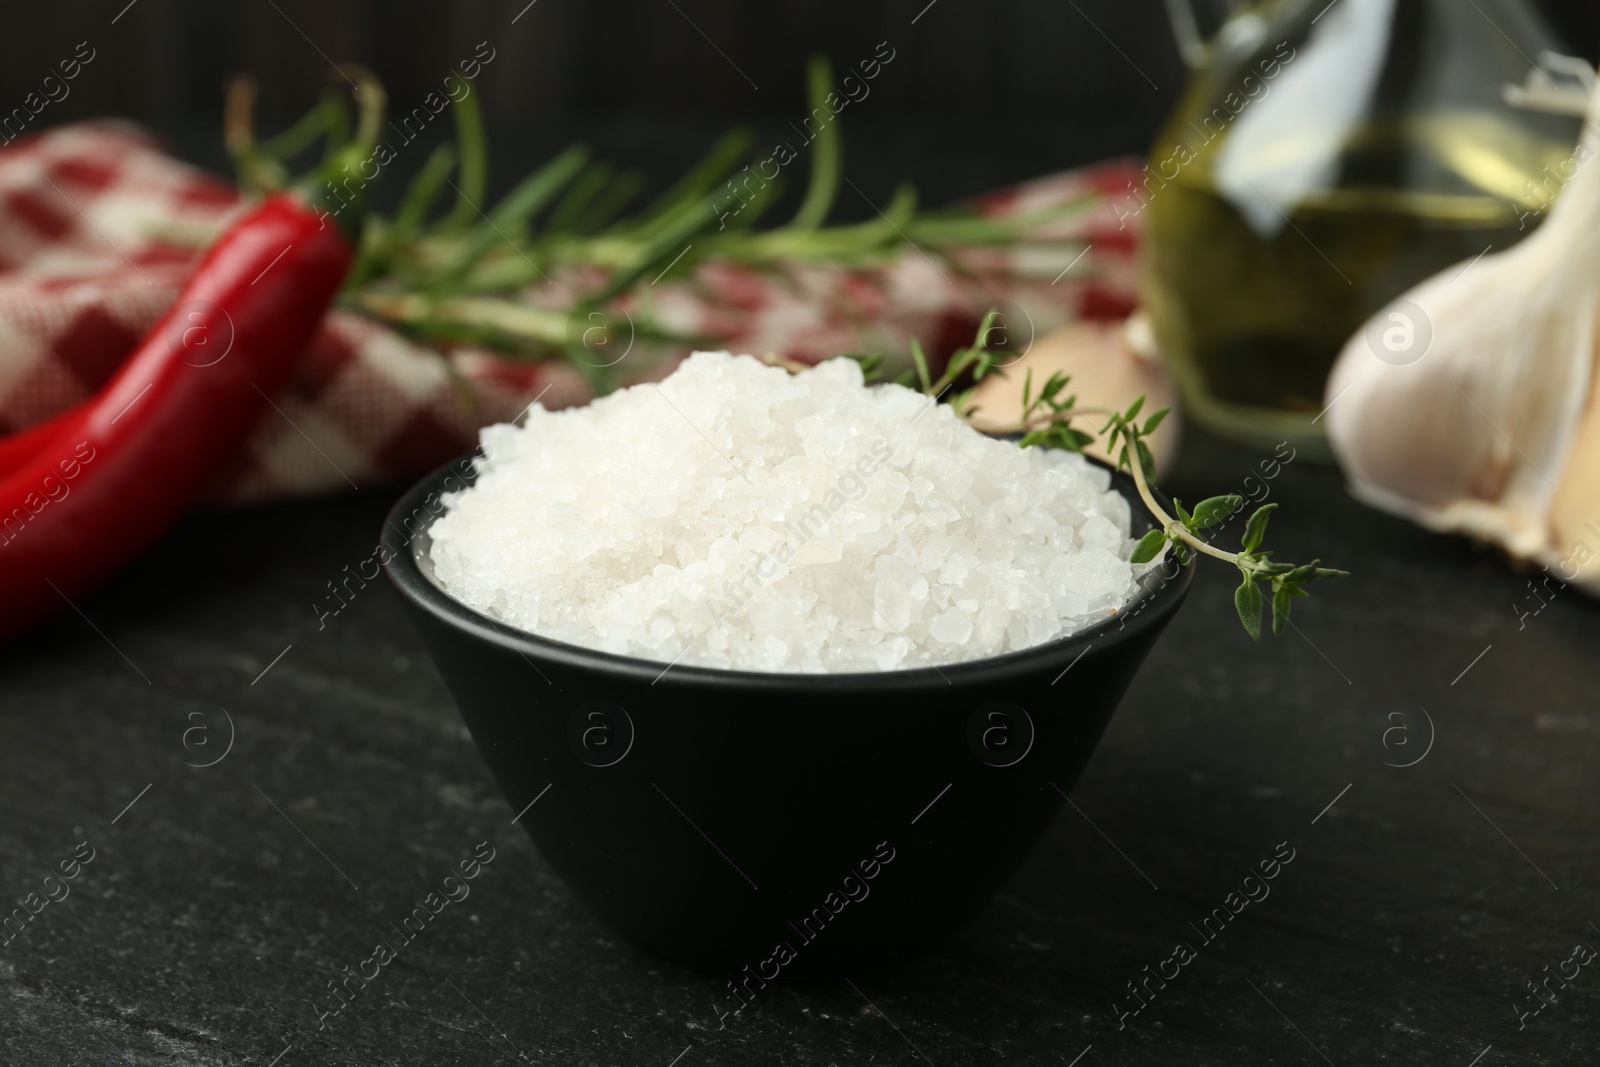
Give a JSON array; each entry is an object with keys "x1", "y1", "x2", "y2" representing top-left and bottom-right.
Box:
[
  {"x1": 0, "y1": 191, "x2": 355, "y2": 640},
  {"x1": 0, "y1": 403, "x2": 88, "y2": 471}
]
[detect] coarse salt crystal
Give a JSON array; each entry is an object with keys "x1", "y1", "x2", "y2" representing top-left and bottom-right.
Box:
[{"x1": 427, "y1": 352, "x2": 1143, "y2": 673}]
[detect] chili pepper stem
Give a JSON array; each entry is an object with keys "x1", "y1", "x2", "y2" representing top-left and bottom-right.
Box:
[
  {"x1": 299, "y1": 65, "x2": 386, "y2": 242},
  {"x1": 224, "y1": 76, "x2": 282, "y2": 195}
]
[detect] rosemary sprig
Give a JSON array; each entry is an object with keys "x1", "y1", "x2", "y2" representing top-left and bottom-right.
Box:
[
  {"x1": 226, "y1": 60, "x2": 1100, "y2": 394},
  {"x1": 910, "y1": 320, "x2": 1347, "y2": 640}
]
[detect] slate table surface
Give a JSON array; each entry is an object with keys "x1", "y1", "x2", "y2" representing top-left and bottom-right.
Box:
[{"x1": 1, "y1": 420, "x2": 1595, "y2": 1067}]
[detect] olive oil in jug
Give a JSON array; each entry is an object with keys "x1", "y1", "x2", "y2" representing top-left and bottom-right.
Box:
[{"x1": 1143, "y1": 0, "x2": 1581, "y2": 455}]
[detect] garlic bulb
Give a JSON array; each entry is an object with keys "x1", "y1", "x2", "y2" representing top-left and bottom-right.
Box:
[
  {"x1": 1324, "y1": 72, "x2": 1600, "y2": 591},
  {"x1": 964, "y1": 313, "x2": 1182, "y2": 476}
]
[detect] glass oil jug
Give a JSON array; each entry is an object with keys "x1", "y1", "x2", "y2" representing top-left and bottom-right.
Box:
[{"x1": 1142, "y1": 0, "x2": 1583, "y2": 455}]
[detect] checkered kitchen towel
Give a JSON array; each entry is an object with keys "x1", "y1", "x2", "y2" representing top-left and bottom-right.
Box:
[{"x1": 0, "y1": 121, "x2": 1143, "y2": 501}]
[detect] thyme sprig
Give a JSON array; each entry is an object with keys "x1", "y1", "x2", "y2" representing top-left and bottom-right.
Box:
[
  {"x1": 909, "y1": 319, "x2": 1347, "y2": 640},
  {"x1": 899, "y1": 307, "x2": 1019, "y2": 417}
]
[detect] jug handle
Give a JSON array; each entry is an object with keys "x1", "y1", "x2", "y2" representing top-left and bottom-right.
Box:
[
  {"x1": 1503, "y1": 51, "x2": 1595, "y2": 117},
  {"x1": 1162, "y1": 0, "x2": 1244, "y2": 69}
]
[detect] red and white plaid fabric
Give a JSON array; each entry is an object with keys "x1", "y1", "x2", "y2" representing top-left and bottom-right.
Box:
[{"x1": 0, "y1": 121, "x2": 1143, "y2": 501}]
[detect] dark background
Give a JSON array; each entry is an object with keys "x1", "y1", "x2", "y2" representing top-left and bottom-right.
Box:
[{"x1": 6, "y1": 0, "x2": 1599, "y2": 213}]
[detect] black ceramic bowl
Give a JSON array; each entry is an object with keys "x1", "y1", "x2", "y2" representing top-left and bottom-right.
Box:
[{"x1": 382, "y1": 449, "x2": 1193, "y2": 974}]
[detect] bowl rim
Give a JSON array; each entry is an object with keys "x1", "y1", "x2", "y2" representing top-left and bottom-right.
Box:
[{"x1": 381, "y1": 447, "x2": 1195, "y2": 691}]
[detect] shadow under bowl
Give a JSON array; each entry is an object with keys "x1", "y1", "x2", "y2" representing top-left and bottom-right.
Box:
[{"x1": 382, "y1": 450, "x2": 1194, "y2": 974}]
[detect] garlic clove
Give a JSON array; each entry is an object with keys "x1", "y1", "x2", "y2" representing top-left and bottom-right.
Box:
[
  {"x1": 1543, "y1": 317, "x2": 1600, "y2": 589},
  {"x1": 1324, "y1": 72, "x2": 1600, "y2": 587}
]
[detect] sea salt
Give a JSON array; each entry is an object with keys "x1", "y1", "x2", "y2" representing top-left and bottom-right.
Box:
[{"x1": 426, "y1": 352, "x2": 1144, "y2": 673}]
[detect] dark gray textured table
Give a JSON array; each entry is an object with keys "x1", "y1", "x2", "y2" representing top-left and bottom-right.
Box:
[{"x1": 2, "y1": 425, "x2": 1595, "y2": 1067}]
